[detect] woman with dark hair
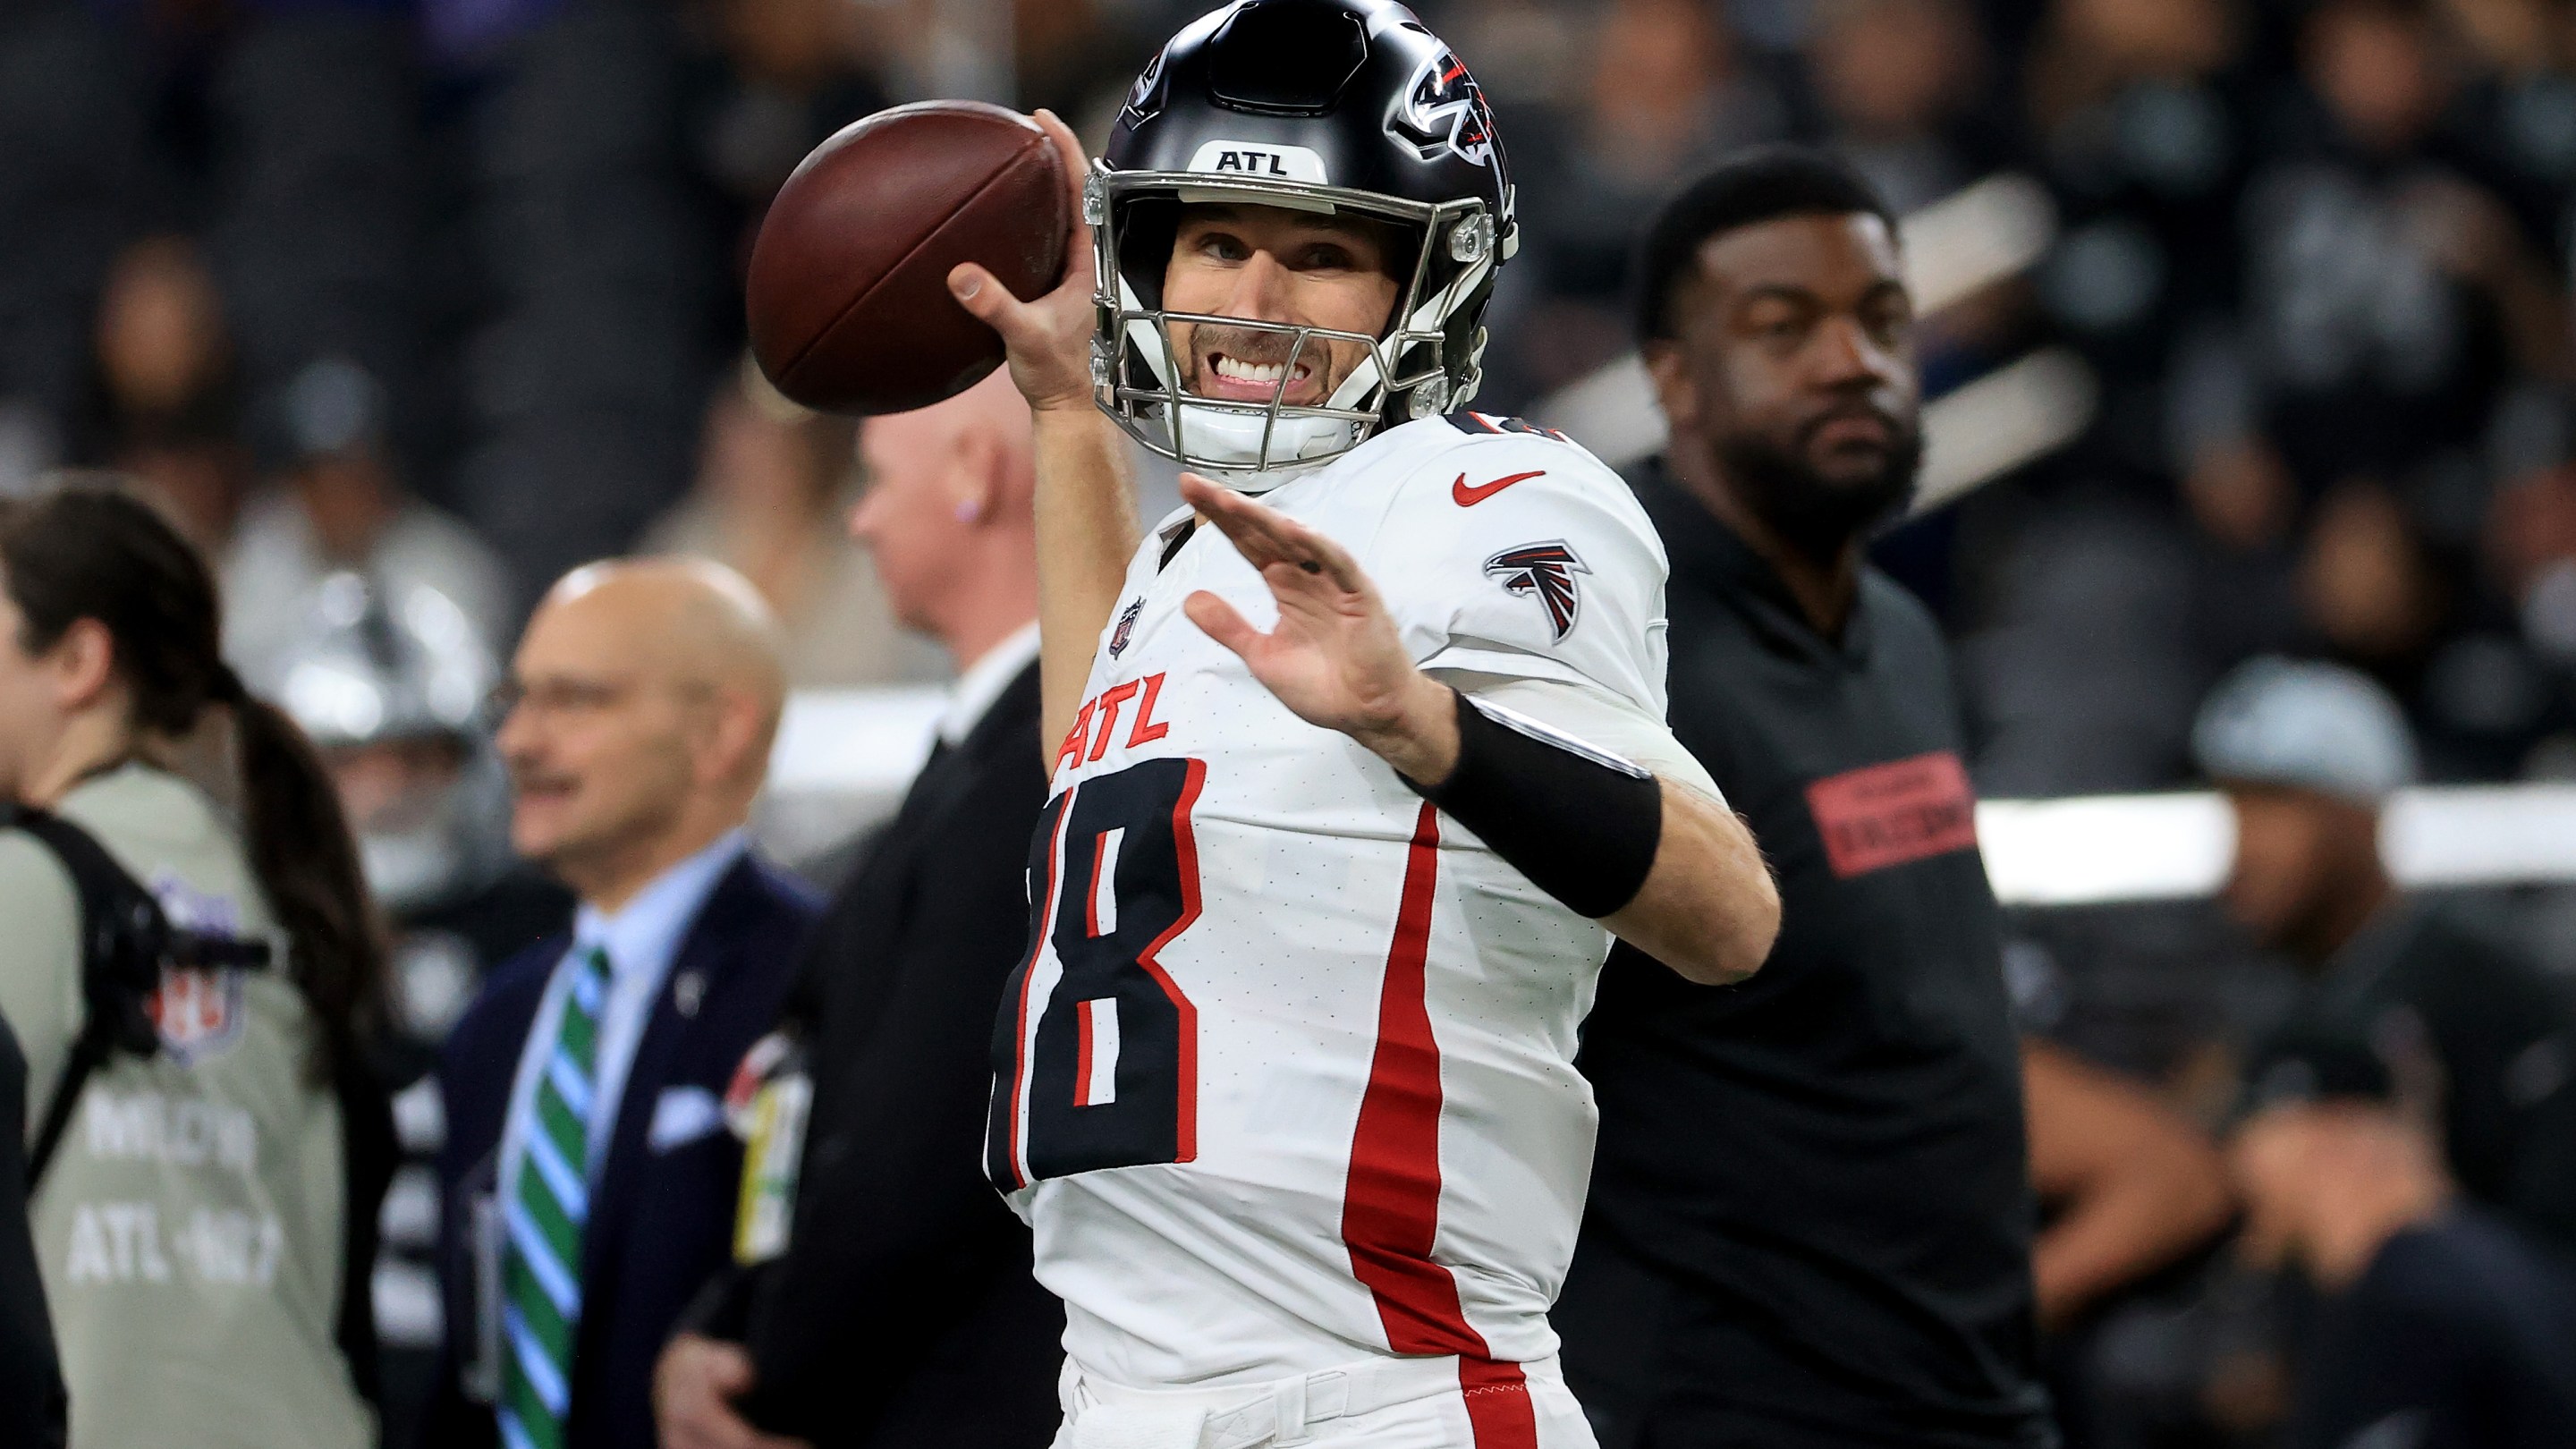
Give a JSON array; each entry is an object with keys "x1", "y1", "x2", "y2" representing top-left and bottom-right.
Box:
[{"x1": 0, "y1": 481, "x2": 391, "y2": 1448}]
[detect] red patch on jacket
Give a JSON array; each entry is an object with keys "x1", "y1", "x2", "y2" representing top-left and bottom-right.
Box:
[{"x1": 1804, "y1": 751, "x2": 1979, "y2": 878}]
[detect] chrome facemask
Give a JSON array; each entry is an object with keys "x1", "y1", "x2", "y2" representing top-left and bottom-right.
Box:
[{"x1": 1086, "y1": 165, "x2": 1503, "y2": 487}]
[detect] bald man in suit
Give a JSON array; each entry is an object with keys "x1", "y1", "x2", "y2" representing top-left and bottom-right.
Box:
[{"x1": 431, "y1": 560, "x2": 822, "y2": 1449}]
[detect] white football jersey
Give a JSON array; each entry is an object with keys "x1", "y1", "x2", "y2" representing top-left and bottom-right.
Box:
[{"x1": 985, "y1": 412, "x2": 1670, "y2": 1404}]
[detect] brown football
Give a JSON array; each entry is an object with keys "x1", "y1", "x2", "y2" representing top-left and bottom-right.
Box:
[{"x1": 746, "y1": 100, "x2": 1070, "y2": 415}]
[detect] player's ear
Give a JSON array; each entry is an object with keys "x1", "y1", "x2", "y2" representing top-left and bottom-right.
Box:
[{"x1": 1643, "y1": 342, "x2": 1699, "y2": 435}]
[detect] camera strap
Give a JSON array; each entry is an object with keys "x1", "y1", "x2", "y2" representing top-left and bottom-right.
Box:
[{"x1": 2, "y1": 806, "x2": 270, "y2": 1185}]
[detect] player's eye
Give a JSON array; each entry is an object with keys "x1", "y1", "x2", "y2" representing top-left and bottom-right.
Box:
[
  {"x1": 1196, "y1": 232, "x2": 1250, "y2": 263},
  {"x1": 1293, "y1": 242, "x2": 1354, "y2": 271}
]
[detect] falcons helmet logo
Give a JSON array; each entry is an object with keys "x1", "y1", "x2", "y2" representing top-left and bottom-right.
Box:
[
  {"x1": 1394, "y1": 50, "x2": 1499, "y2": 170},
  {"x1": 1483, "y1": 541, "x2": 1589, "y2": 640}
]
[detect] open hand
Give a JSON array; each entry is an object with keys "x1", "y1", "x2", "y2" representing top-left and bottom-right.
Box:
[
  {"x1": 946, "y1": 109, "x2": 1100, "y2": 413},
  {"x1": 1177, "y1": 474, "x2": 1459, "y2": 783},
  {"x1": 654, "y1": 1334, "x2": 812, "y2": 1449}
]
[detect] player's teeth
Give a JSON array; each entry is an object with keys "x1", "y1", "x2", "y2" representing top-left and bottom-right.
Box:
[{"x1": 1215, "y1": 357, "x2": 1296, "y2": 383}]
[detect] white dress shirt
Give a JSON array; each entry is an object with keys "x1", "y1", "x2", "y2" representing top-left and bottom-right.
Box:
[
  {"x1": 496, "y1": 827, "x2": 751, "y2": 1216},
  {"x1": 936, "y1": 620, "x2": 1041, "y2": 747}
]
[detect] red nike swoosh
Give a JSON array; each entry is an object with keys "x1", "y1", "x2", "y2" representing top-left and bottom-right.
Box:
[{"x1": 1453, "y1": 470, "x2": 1546, "y2": 505}]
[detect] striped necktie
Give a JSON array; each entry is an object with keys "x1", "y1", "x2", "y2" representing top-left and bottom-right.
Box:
[{"x1": 499, "y1": 943, "x2": 612, "y2": 1449}]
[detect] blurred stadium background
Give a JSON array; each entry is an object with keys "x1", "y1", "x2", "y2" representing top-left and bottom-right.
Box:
[{"x1": 3, "y1": 0, "x2": 2573, "y2": 1443}]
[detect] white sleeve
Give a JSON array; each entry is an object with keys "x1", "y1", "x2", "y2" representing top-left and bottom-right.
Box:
[
  {"x1": 1445, "y1": 672, "x2": 1726, "y2": 807},
  {"x1": 1371, "y1": 436, "x2": 1670, "y2": 718}
]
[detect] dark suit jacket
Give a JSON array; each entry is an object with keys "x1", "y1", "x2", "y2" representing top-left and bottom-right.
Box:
[
  {"x1": 692, "y1": 661, "x2": 1063, "y2": 1449},
  {"x1": 428, "y1": 852, "x2": 820, "y2": 1449}
]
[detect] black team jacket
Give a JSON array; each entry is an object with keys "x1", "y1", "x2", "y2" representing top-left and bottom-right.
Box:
[
  {"x1": 691, "y1": 661, "x2": 1063, "y2": 1449},
  {"x1": 1556, "y1": 457, "x2": 2053, "y2": 1448}
]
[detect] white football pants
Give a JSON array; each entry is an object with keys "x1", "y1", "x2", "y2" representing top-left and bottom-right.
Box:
[{"x1": 1050, "y1": 1352, "x2": 1598, "y2": 1449}]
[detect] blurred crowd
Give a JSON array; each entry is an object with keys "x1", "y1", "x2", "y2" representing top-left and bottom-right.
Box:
[
  {"x1": 1451, "y1": 0, "x2": 2576, "y2": 803},
  {"x1": 0, "y1": 0, "x2": 2573, "y2": 1446},
  {"x1": 1, "y1": 0, "x2": 2572, "y2": 788}
]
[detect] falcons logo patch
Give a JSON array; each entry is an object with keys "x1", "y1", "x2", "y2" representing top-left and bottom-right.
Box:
[{"x1": 1483, "y1": 541, "x2": 1589, "y2": 640}]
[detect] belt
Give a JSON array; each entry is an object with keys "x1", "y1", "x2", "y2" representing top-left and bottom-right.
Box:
[{"x1": 1065, "y1": 1353, "x2": 1555, "y2": 1449}]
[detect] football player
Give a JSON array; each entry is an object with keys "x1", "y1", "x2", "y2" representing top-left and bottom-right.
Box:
[{"x1": 948, "y1": 3, "x2": 1779, "y2": 1445}]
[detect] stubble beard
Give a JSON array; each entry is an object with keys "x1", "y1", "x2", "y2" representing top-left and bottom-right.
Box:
[
  {"x1": 1175, "y1": 321, "x2": 1357, "y2": 407},
  {"x1": 1717, "y1": 421, "x2": 1924, "y2": 565}
]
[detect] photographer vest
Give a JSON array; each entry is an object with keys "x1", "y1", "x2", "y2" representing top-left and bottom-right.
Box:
[{"x1": 0, "y1": 764, "x2": 372, "y2": 1449}]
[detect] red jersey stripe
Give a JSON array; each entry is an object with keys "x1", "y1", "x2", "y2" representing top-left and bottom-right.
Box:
[
  {"x1": 1460, "y1": 1356, "x2": 1538, "y2": 1446},
  {"x1": 1074, "y1": 997, "x2": 1097, "y2": 1106},
  {"x1": 1340, "y1": 803, "x2": 1538, "y2": 1448}
]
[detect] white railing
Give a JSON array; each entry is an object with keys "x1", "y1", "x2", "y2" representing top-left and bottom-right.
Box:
[{"x1": 764, "y1": 690, "x2": 2576, "y2": 905}]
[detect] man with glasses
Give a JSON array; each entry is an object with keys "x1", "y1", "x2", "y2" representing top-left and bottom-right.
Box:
[{"x1": 427, "y1": 558, "x2": 820, "y2": 1449}]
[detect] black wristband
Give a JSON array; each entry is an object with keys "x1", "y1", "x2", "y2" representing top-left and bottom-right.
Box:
[{"x1": 1401, "y1": 688, "x2": 1663, "y2": 918}]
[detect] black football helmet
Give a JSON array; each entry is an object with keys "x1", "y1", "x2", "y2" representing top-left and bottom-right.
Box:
[{"x1": 1090, "y1": 0, "x2": 1518, "y2": 481}]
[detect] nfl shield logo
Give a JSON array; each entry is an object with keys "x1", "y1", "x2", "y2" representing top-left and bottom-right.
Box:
[
  {"x1": 1109, "y1": 598, "x2": 1144, "y2": 658},
  {"x1": 146, "y1": 873, "x2": 250, "y2": 1063},
  {"x1": 150, "y1": 969, "x2": 245, "y2": 1063}
]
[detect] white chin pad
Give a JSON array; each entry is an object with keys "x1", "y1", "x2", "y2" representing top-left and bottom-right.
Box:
[{"x1": 1159, "y1": 402, "x2": 1362, "y2": 481}]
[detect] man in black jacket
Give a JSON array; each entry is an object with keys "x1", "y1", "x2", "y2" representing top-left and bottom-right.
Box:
[
  {"x1": 656, "y1": 371, "x2": 1059, "y2": 1449},
  {"x1": 1553, "y1": 149, "x2": 2054, "y2": 1446}
]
